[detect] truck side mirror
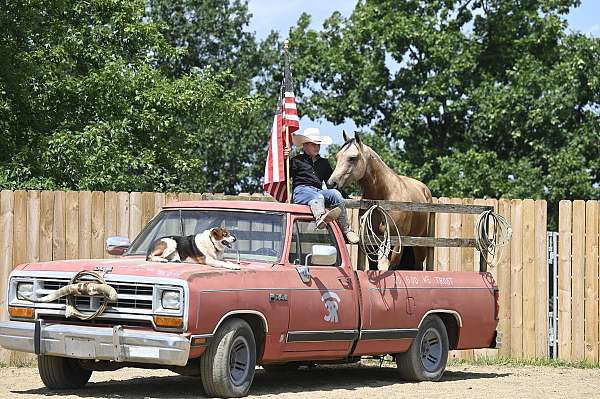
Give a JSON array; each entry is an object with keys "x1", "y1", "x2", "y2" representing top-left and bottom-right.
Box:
[
  {"x1": 106, "y1": 236, "x2": 131, "y2": 255},
  {"x1": 308, "y1": 245, "x2": 337, "y2": 266}
]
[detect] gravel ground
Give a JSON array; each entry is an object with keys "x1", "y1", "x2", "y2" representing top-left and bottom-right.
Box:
[{"x1": 1, "y1": 362, "x2": 599, "y2": 399}]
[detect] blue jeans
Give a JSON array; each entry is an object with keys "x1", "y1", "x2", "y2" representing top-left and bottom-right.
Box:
[{"x1": 293, "y1": 185, "x2": 344, "y2": 207}]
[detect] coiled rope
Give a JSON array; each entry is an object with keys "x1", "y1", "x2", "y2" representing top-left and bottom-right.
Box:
[
  {"x1": 22, "y1": 270, "x2": 117, "y2": 320},
  {"x1": 359, "y1": 205, "x2": 402, "y2": 265},
  {"x1": 358, "y1": 204, "x2": 512, "y2": 270},
  {"x1": 474, "y1": 209, "x2": 513, "y2": 268}
]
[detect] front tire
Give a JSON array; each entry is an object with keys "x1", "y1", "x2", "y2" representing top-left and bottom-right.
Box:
[
  {"x1": 396, "y1": 315, "x2": 449, "y2": 381},
  {"x1": 37, "y1": 355, "x2": 92, "y2": 389},
  {"x1": 200, "y1": 318, "x2": 256, "y2": 397}
]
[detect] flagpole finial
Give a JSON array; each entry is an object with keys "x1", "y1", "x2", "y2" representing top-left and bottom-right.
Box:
[{"x1": 284, "y1": 39, "x2": 290, "y2": 51}]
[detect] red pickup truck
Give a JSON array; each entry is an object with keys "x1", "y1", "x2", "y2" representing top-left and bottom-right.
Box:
[{"x1": 0, "y1": 200, "x2": 499, "y2": 398}]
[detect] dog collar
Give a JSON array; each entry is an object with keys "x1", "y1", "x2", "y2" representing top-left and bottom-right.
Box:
[{"x1": 209, "y1": 235, "x2": 219, "y2": 252}]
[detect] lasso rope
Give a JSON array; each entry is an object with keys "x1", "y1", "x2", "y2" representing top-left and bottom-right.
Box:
[
  {"x1": 359, "y1": 205, "x2": 402, "y2": 265},
  {"x1": 358, "y1": 204, "x2": 512, "y2": 271},
  {"x1": 474, "y1": 209, "x2": 513, "y2": 269},
  {"x1": 21, "y1": 270, "x2": 117, "y2": 320}
]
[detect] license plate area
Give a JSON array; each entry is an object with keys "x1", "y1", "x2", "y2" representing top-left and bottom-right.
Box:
[{"x1": 64, "y1": 336, "x2": 96, "y2": 358}]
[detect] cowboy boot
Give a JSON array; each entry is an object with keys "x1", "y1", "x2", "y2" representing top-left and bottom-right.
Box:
[
  {"x1": 336, "y1": 206, "x2": 360, "y2": 244},
  {"x1": 308, "y1": 198, "x2": 341, "y2": 229}
]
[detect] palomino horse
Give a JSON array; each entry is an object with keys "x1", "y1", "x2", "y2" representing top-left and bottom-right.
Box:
[{"x1": 328, "y1": 132, "x2": 432, "y2": 270}]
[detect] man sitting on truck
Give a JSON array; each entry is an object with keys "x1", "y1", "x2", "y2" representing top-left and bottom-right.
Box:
[{"x1": 283, "y1": 128, "x2": 360, "y2": 244}]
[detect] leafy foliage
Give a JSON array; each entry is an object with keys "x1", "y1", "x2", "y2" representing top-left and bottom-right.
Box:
[
  {"x1": 0, "y1": 0, "x2": 276, "y2": 193},
  {"x1": 290, "y1": 0, "x2": 600, "y2": 225}
]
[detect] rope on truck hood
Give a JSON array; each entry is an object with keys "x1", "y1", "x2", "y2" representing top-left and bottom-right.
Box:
[{"x1": 20, "y1": 270, "x2": 117, "y2": 320}]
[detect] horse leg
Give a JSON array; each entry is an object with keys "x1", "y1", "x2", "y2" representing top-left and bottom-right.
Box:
[
  {"x1": 413, "y1": 247, "x2": 428, "y2": 270},
  {"x1": 388, "y1": 245, "x2": 404, "y2": 270}
]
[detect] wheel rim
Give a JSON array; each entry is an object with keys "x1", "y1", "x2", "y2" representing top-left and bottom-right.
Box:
[
  {"x1": 419, "y1": 327, "x2": 443, "y2": 372},
  {"x1": 229, "y1": 335, "x2": 250, "y2": 386}
]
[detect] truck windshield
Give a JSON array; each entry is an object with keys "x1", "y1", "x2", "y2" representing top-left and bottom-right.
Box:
[{"x1": 126, "y1": 210, "x2": 286, "y2": 263}]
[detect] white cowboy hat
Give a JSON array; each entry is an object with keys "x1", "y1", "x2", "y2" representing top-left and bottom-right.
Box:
[{"x1": 292, "y1": 127, "x2": 333, "y2": 146}]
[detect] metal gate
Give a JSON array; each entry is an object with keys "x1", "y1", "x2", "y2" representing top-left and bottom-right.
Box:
[{"x1": 547, "y1": 232, "x2": 558, "y2": 358}]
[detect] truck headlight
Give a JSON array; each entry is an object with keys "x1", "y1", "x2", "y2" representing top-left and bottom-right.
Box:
[
  {"x1": 161, "y1": 290, "x2": 181, "y2": 310},
  {"x1": 17, "y1": 282, "x2": 34, "y2": 300}
]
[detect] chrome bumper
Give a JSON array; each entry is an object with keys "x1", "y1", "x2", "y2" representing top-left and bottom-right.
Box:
[{"x1": 0, "y1": 321, "x2": 190, "y2": 366}]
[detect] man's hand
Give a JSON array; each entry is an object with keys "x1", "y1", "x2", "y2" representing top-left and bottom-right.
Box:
[{"x1": 283, "y1": 146, "x2": 291, "y2": 159}]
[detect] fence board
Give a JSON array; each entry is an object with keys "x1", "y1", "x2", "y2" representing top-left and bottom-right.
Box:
[
  {"x1": 435, "y1": 198, "x2": 450, "y2": 272},
  {"x1": 52, "y1": 191, "x2": 65, "y2": 260},
  {"x1": 78, "y1": 191, "x2": 92, "y2": 259},
  {"x1": 141, "y1": 192, "x2": 155, "y2": 227},
  {"x1": 27, "y1": 191, "x2": 40, "y2": 263},
  {"x1": 522, "y1": 199, "x2": 536, "y2": 358},
  {"x1": 117, "y1": 192, "x2": 129, "y2": 238},
  {"x1": 65, "y1": 191, "x2": 79, "y2": 259},
  {"x1": 11, "y1": 191, "x2": 33, "y2": 364},
  {"x1": 534, "y1": 200, "x2": 548, "y2": 357},
  {"x1": 449, "y1": 199, "x2": 462, "y2": 273},
  {"x1": 13, "y1": 191, "x2": 27, "y2": 267},
  {"x1": 155, "y1": 193, "x2": 166, "y2": 215},
  {"x1": 558, "y1": 200, "x2": 572, "y2": 360},
  {"x1": 91, "y1": 192, "x2": 105, "y2": 259},
  {"x1": 497, "y1": 199, "x2": 512, "y2": 357},
  {"x1": 129, "y1": 192, "x2": 142, "y2": 241},
  {"x1": 39, "y1": 192, "x2": 54, "y2": 262},
  {"x1": 572, "y1": 200, "x2": 586, "y2": 360},
  {"x1": 461, "y1": 199, "x2": 475, "y2": 273},
  {"x1": 510, "y1": 199, "x2": 523, "y2": 358},
  {"x1": 584, "y1": 200, "x2": 599, "y2": 362},
  {"x1": 0, "y1": 191, "x2": 14, "y2": 364}
]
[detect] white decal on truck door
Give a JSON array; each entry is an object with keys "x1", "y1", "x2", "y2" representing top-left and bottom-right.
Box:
[{"x1": 321, "y1": 291, "x2": 341, "y2": 323}]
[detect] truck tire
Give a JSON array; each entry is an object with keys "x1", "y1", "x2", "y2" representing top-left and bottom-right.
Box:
[
  {"x1": 37, "y1": 355, "x2": 92, "y2": 389},
  {"x1": 396, "y1": 315, "x2": 449, "y2": 381},
  {"x1": 200, "y1": 318, "x2": 256, "y2": 398}
]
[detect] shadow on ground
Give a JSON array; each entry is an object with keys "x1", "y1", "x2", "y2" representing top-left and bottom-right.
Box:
[{"x1": 12, "y1": 364, "x2": 511, "y2": 398}]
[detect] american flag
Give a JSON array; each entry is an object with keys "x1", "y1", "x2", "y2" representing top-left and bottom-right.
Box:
[{"x1": 263, "y1": 50, "x2": 299, "y2": 202}]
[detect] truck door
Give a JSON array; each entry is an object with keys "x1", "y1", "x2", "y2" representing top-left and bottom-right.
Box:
[
  {"x1": 352, "y1": 270, "x2": 418, "y2": 355},
  {"x1": 283, "y1": 217, "x2": 359, "y2": 356}
]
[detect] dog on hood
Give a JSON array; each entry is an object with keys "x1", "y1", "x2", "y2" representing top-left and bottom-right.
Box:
[{"x1": 146, "y1": 227, "x2": 239, "y2": 270}]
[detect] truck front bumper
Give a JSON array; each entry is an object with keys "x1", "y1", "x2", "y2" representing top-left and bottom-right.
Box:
[{"x1": 0, "y1": 320, "x2": 190, "y2": 366}]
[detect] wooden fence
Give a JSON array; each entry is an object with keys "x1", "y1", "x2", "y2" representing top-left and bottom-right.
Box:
[
  {"x1": 557, "y1": 200, "x2": 599, "y2": 363},
  {"x1": 0, "y1": 190, "x2": 597, "y2": 365}
]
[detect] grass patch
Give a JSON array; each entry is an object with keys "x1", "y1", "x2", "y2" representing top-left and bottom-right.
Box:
[
  {"x1": 0, "y1": 358, "x2": 36, "y2": 368},
  {"x1": 449, "y1": 356, "x2": 600, "y2": 369}
]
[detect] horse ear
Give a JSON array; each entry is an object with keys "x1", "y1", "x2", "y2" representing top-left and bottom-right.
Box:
[
  {"x1": 343, "y1": 130, "x2": 349, "y2": 142},
  {"x1": 355, "y1": 132, "x2": 362, "y2": 147}
]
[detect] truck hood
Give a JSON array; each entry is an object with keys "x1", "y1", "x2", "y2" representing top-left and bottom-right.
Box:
[{"x1": 20, "y1": 256, "x2": 271, "y2": 280}]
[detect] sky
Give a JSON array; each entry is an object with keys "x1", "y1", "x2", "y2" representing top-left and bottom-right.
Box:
[{"x1": 247, "y1": 1, "x2": 600, "y2": 148}]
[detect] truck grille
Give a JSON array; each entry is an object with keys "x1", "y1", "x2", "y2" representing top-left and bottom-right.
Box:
[{"x1": 36, "y1": 279, "x2": 154, "y2": 313}]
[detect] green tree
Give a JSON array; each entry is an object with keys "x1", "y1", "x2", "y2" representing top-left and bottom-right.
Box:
[
  {"x1": 0, "y1": 0, "x2": 274, "y2": 193},
  {"x1": 290, "y1": 0, "x2": 600, "y2": 225}
]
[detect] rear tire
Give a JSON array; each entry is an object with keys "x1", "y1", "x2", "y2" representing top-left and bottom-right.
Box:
[
  {"x1": 200, "y1": 318, "x2": 256, "y2": 397},
  {"x1": 37, "y1": 355, "x2": 92, "y2": 389},
  {"x1": 396, "y1": 315, "x2": 449, "y2": 381}
]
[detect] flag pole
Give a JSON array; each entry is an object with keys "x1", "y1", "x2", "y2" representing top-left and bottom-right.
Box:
[{"x1": 284, "y1": 39, "x2": 291, "y2": 204}]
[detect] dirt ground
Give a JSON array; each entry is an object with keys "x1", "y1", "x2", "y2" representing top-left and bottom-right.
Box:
[{"x1": 1, "y1": 362, "x2": 599, "y2": 399}]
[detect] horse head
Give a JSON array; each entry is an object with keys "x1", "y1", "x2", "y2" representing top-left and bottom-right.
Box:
[{"x1": 327, "y1": 131, "x2": 368, "y2": 189}]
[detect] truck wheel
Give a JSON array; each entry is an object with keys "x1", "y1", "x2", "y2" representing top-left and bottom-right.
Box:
[
  {"x1": 200, "y1": 318, "x2": 256, "y2": 397},
  {"x1": 396, "y1": 315, "x2": 449, "y2": 381},
  {"x1": 37, "y1": 355, "x2": 92, "y2": 389}
]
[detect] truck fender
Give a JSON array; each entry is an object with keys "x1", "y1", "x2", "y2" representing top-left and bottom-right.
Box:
[{"x1": 418, "y1": 309, "x2": 462, "y2": 328}]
